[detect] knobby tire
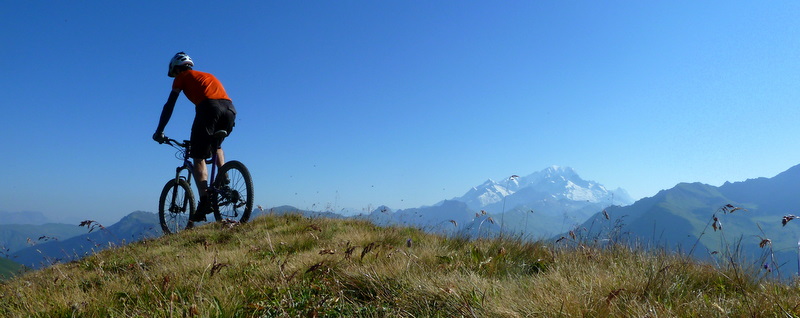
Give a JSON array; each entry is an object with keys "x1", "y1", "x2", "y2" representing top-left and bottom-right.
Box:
[
  {"x1": 213, "y1": 160, "x2": 254, "y2": 223},
  {"x1": 158, "y1": 178, "x2": 196, "y2": 234}
]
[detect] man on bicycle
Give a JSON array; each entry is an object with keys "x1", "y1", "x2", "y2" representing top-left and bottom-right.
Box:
[{"x1": 153, "y1": 52, "x2": 237, "y2": 222}]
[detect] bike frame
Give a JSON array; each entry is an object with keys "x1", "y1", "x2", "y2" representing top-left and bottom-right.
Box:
[
  {"x1": 172, "y1": 145, "x2": 219, "y2": 191},
  {"x1": 167, "y1": 138, "x2": 223, "y2": 206}
]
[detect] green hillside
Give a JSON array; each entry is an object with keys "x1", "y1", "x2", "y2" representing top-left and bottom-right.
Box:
[
  {"x1": 0, "y1": 257, "x2": 23, "y2": 280},
  {"x1": 1, "y1": 213, "x2": 799, "y2": 317}
]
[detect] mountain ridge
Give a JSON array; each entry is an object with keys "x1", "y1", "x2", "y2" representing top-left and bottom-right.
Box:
[
  {"x1": 10, "y1": 211, "x2": 162, "y2": 269},
  {"x1": 574, "y1": 164, "x2": 800, "y2": 277}
]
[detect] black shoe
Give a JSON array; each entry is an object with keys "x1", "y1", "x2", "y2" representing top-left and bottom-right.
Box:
[{"x1": 191, "y1": 197, "x2": 211, "y2": 222}]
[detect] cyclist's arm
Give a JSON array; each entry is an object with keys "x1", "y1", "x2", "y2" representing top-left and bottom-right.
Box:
[{"x1": 155, "y1": 89, "x2": 181, "y2": 133}]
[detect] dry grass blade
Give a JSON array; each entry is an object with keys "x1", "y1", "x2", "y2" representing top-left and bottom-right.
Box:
[
  {"x1": 344, "y1": 246, "x2": 357, "y2": 259},
  {"x1": 605, "y1": 288, "x2": 625, "y2": 304},
  {"x1": 782, "y1": 214, "x2": 798, "y2": 226},
  {"x1": 210, "y1": 257, "x2": 229, "y2": 277},
  {"x1": 361, "y1": 242, "x2": 375, "y2": 260},
  {"x1": 306, "y1": 261, "x2": 325, "y2": 274},
  {"x1": 719, "y1": 204, "x2": 747, "y2": 214},
  {"x1": 79, "y1": 220, "x2": 105, "y2": 233}
]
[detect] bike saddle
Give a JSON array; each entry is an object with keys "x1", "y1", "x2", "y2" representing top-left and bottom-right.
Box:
[{"x1": 213, "y1": 130, "x2": 228, "y2": 139}]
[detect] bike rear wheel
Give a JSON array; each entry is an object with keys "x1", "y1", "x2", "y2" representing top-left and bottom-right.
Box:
[
  {"x1": 213, "y1": 160, "x2": 254, "y2": 223},
  {"x1": 159, "y1": 178, "x2": 196, "y2": 234}
]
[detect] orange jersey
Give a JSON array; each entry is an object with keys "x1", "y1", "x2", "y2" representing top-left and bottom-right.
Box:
[{"x1": 172, "y1": 70, "x2": 230, "y2": 105}]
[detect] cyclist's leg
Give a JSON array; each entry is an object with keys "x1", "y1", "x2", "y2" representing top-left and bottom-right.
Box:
[
  {"x1": 189, "y1": 143, "x2": 212, "y2": 220},
  {"x1": 193, "y1": 158, "x2": 209, "y2": 195},
  {"x1": 190, "y1": 101, "x2": 219, "y2": 199},
  {"x1": 215, "y1": 148, "x2": 225, "y2": 168},
  {"x1": 213, "y1": 99, "x2": 236, "y2": 169}
]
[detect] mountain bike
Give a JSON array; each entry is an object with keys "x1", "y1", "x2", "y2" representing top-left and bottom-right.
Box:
[{"x1": 158, "y1": 130, "x2": 254, "y2": 234}]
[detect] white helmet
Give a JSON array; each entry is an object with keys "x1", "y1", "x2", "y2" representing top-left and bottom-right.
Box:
[{"x1": 168, "y1": 52, "x2": 194, "y2": 77}]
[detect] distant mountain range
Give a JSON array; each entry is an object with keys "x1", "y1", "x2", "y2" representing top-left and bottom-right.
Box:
[
  {"x1": 10, "y1": 211, "x2": 161, "y2": 269},
  {"x1": 576, "y1": 164, "x2": 800, "y2": 277},
  {"x1": 9, "y1": 164, "x2": 800, "y2": 279},
  {"x1": 0, "y1": 211, "x2": 51, "y2": 225},
  {"x1": 363, "y1": 166, "x2": 633, "y2": 238}
]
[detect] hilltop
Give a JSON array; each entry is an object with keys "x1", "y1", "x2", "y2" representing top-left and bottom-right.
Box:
[{"x1": 2, "y1": 212, "x2": 800, "y2": 317}]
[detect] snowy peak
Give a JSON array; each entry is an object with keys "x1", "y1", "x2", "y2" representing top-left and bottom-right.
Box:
[
  {"x1": 544, "y1": 165, "x2": 577, "y2": 177},
  {"x1": 520, "y1": 166, "x2": 584, "y2": 188},
  {"x1": 459, "y1": 179, "x2": 514, "y2": 208},
  {"x1": 454, "y1": 166, "x2": 633, "y2": 211}
]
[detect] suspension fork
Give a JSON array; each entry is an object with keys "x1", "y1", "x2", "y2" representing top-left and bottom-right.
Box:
[
  {"x1": 169, "y1": 163, "x2": 194, "y2": 210},
  {"x1": 176, "y1": 161, "x2": 194, "y2": 186}
]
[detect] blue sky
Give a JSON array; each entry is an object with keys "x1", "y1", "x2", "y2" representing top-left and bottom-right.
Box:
[{"x1": 3, "y1": 1, "x2": 800, "y2": 224}]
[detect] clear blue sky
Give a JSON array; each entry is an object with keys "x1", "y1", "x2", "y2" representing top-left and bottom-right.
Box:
[{"x1": 3, "y1": 1, "x2": 800, "y2": 224}]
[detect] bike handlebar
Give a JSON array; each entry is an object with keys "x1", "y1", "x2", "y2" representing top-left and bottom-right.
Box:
[{"x1": 163, "y1": 137, "x2": 188, "y2": 148}]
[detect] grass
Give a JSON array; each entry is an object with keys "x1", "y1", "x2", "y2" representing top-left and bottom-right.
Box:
[{"x1": 2, "y1": 211, "x2": 800, "y2": 317}]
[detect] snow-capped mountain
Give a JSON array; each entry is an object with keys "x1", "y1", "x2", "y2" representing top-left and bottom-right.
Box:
[
  {"x1": 362, "y1": 166, "x2": 633, "y2": 239},
  {"x1": 456, "y1": 179, "x2": 514, "y2": 209},
  {"x1": 454, "y1": 166, "x2": 633, "y2": 212}
]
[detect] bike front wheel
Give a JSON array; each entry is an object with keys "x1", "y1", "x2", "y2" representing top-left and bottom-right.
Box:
[
  {"x1": 213, "y1": 160, "x2": 254, "y2": 223},
  {"x1": 159, "y1": 178, "x2": 196, "y2": 234}
]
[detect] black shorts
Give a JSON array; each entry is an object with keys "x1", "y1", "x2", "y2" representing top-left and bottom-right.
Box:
[{"x1": 190, "y1": 99, "x2": 236, "y2": 159}]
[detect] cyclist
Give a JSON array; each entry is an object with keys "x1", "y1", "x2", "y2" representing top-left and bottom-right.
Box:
[{"x1": 153, "y1": 52, "x2": 237, "y2": 222}]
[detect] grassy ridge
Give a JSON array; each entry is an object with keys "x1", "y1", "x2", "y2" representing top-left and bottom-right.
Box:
[{"x1": 2, "y1": 212, "x2": 800, "y2": 317}]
